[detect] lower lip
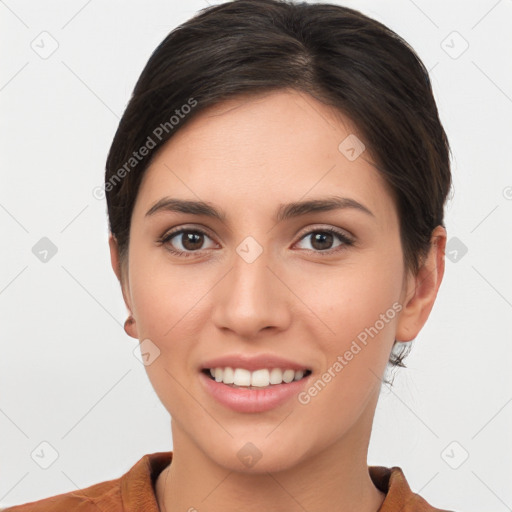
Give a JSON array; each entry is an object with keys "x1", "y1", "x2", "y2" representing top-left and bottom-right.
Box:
[{"x1": 199, "y1": 371, "x2": 311, "y2": 413}]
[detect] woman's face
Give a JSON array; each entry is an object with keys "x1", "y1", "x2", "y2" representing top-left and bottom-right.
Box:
[{"x1": 114, "y1": 89, "x2": 427, "y2": 472}]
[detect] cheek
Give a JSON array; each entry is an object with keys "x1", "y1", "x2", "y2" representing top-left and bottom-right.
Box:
[
  {"x1": 126, "y1": 254, "x2": 204, "y2": 415},
  {"x1": 128, "y1": 243, "x2": 206, "y2": 339},
  {"x1": 295, "y1": 258, "x2": 404, "y2": 429},
  {"x1": 128, "y1": 256, "x2": 203, "y2": 416},
  {"x1": 301, "y1": 247, "x2": 404, "y2": 347},
  {"x1": 299, "y1": 248, "x2": 405, "y2": 421}
]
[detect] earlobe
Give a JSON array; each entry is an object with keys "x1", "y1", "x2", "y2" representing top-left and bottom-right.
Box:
[
  {"x1": 124, "y1": 315, "x2": 138, "y2": 339},
  {"x1": 395, "y1": 226, "x2": 447, "y2": 342}
]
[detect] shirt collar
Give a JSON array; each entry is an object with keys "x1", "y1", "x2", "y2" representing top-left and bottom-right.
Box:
[{"x1": 120, "y1": 451, "x2": 432, "y2": 512}]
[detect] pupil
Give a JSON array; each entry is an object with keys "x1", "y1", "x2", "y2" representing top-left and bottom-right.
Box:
[
  {"x1": 312, "y1": 232, "x2": 332, "y2": 250},
  {"x1": 183, "y1": 232, "x2": 203, "y2": 250}
]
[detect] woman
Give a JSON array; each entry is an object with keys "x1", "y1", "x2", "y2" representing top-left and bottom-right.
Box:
[{"x1": 5, "y1": 0, "x2": 453, "y2": 510}]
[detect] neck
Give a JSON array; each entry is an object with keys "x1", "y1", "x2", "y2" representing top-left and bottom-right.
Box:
[{"x1": 157, "y1": 394, "x2": 385, "y2": 512}]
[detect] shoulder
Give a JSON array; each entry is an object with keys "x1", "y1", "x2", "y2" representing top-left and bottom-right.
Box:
[
  {"x1": 1, "y1": 477, "x2": 122, "y2": 511},
  {"x1": 2, "y1": 451, "x2": 173, "y2": 512},
  {"x1": 369, "y1": 465, "x2": 455, "y2": 512}
]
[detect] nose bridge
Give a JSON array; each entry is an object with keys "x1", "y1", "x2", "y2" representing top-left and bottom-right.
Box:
[
  {"x1": 211, "y1": 238, "x2": 290, "y2": 336},
  {"x1": 230, "y1": 240, "x2": 276, "y2": 309},
  {"x1": 233, "y1": 243, "x2": 272, "y2": 299}
]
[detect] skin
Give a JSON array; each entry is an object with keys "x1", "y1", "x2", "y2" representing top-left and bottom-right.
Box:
[{"x1": 109, "y1": 89, "x2": 446, "y2": 512}]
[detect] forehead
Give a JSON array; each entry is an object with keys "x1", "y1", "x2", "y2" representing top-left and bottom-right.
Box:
[{"x1": 134, "y1": 89, "x2": 397, "y2": 228}]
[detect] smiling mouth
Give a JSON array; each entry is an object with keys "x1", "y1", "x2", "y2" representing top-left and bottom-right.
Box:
[{"x1": 201, "y1": 368, "x2": 312, "y2": 389}]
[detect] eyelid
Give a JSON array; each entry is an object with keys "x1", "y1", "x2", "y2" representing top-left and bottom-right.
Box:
[
  {"x1": 159, "y1": 225, "x2": 217, "y2": 247},
  {"x1": 160, "y1": 222, "x2": 217, "y2": 238},
  {"x1": 294, "y1": 224, "x2": 354, "y2": 243},
  {"x1": 292, "y1": 226, "x2": 355, "y2": 256}
]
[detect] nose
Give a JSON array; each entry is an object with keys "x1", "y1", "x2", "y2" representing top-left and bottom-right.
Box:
[{"x1": 210, "y1": 247, "x2": 292, "y2": 339}]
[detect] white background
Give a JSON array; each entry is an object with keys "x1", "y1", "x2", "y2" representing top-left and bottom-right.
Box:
[{"x1": 1, "y1": 1, "x2": 511, "y2": 510}]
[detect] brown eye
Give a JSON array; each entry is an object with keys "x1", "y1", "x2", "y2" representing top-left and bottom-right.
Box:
[
  {"x1": 310, "y1": 232, "x2": 335, "y2": 251},
  {"x1": 295, "y1": 228, "x2": 354, "y2": 254},
  {"x1": 161, "y1": 228, "x2": 217, "y2": 256},
  {"x1": 180, "y1": 232, "x2": 205, "y2": 251}
]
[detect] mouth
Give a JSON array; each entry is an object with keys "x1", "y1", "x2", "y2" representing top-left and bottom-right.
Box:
[
  {"x1": 201, "y1": 367, "x2": 313, "y2": 390},
  {"x1": 199, "y1": 364, "x2": 314, "y2": 413}
]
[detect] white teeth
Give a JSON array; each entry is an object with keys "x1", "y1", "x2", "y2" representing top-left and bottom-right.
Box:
[
  {"x1": 223, "y1": 366, "x2": 234, "y2": 384},
  {"x1": 206, "y1": 367, "x2": 309, "y2": 387},
  {"x1": 282, "y1": 369, "x2": 295, "y2": 383},
  {"x1": 233, "y1": 368, "x2": 251, "y2": 386},
  {"x1": 269, "y1": 368, "x2": 283, "y2": 384},
  {"x1": 251, "y1": 369, "x2": 269, "y2": 387}
]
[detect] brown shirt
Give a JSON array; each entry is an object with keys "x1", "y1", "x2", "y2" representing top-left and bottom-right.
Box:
[{"x1": 3, "y1": 451, "x2": 453, "y2": 511}]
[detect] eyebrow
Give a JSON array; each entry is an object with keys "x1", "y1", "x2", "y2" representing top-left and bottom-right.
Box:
[{"x1": 145, "y1": 195, "x2": 374, "y2": 222}]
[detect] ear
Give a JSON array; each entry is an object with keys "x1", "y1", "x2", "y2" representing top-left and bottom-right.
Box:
[
  {"x1": 109, "y1": 232, "x2": 123, "y2": 282},
  {"x1": 108, "y1": 233, "x2": 138, "y2": 339},
  {"x1": 395, "y1": 225, "x2": 447, "y2": 342}
]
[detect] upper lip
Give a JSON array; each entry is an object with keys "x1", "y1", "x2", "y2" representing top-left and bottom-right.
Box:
[{"x1": 201, "y1": 353, "x2": 311, "y2": 372}]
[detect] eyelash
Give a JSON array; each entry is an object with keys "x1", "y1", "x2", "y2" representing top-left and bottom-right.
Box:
[{"x1": 157, "y1": 226, "x2": 354, "y2": 258}]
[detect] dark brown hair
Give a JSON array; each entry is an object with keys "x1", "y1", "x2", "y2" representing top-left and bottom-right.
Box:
[{"x1": 105, "y1": 0, "x2": 451, "y2": 374}]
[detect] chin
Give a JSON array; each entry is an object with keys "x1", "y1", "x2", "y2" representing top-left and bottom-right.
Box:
[{"x1": 201, "y1": 435, "x2": 309, "y2": 475}]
